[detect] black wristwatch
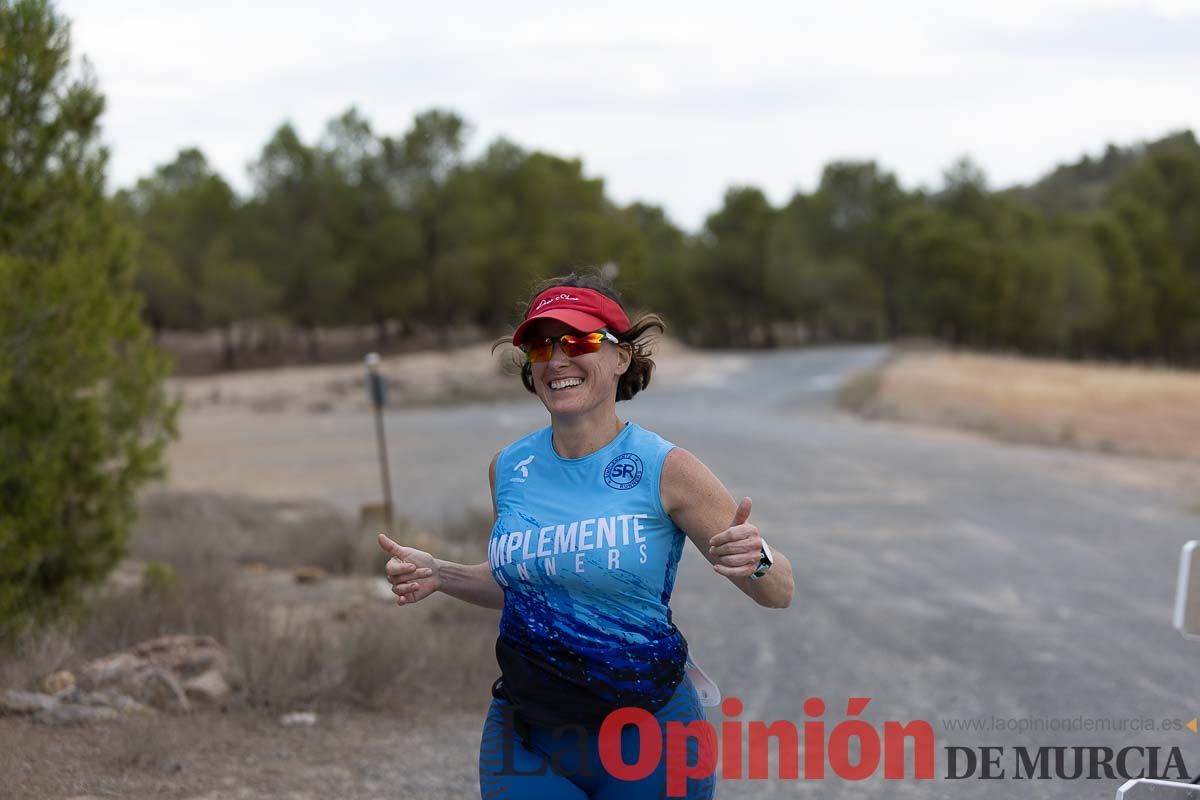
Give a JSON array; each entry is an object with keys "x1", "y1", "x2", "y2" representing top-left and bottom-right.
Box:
[{"x1": 749, "y1": 540, "x2": 774, "y2": 580}]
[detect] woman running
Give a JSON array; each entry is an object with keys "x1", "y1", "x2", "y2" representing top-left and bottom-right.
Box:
[{"x1": 379, "y1": 272, "x2": 794, "y2": 799}]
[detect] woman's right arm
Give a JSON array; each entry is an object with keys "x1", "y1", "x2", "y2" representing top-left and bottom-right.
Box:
[
  {"x1": 379, "y1": 452, "x2": 505, "y2": 611},
  {"x1": 431, "y1": 559, "x2": 504, "y2": 609}
]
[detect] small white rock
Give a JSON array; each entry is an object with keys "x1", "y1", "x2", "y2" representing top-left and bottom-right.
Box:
[{"x1": 279, "y1": 711, "x2": 317, "y2": 727}]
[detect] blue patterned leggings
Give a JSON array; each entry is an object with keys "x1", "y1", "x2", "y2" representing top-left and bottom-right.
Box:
[{"x1": 479, "y1": 675, "x2": 717, "y2": 799}]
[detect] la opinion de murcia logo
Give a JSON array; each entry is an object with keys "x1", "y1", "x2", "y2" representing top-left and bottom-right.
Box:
[{"x1": 535, "y1": 293, "x2": 579, "y2": 310}]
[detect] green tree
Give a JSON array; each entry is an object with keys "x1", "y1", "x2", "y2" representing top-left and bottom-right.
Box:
[
  {"x1": 1024, "y1": 131, "x2": 1198, "y2": 216},
  {"x1": 767, "y1": 194, "x2": 883, "y2": 342},
  {"x1": 805, "y1": 162, "x2": 909, "y2": 336},
  {"x1": 1028, "y1": 230, "x2": 1109, "y2": 354},
  {"x1": 319, "y1": 109, "x2": 424, "y2": 343},
  {"x1": 1088, "y1": 212, "x2": 1156, "y2": 357},
  {"x1": 0, "y1": 0, "x2": 177, "y2": 635},
  {"x1": 116, "y1": 148, "x2": 242, "y2": 331},
  {"x1": 692, "y1": 187, "x2": 777, "y2": 346},
  {"x1": 197, "y1": 235, "x2": 279, "y2": 367},
  {"x1": 434, "y1": 136, "x2": 645, "y2": 329},
  {"x1": 390, "y1": 110, "x2": 475, "y2": 329},
  {"x1": 885, "y1": 204, "x2": 991, "y2": 343},
  {"x1": 117, "y1": 148, "x2": 278, "y2": 366},
  {"x1": 242, "y1": 123, "x2": 350, "y2": 359},
  {"x1": 622, "y1": 203, "x2": 695, "y2": 333},
  {"x1": 1109, "y1": 147, "x2": 1200, "y2": 360}
]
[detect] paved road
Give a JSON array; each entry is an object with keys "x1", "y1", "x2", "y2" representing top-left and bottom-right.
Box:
[{"x1": 172, "y1": 345, "x2": 1199, "y2": 798}]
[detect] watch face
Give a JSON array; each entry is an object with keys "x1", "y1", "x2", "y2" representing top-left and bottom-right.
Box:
[{"x1": 761, "y1": 541, "x2": 773, "y2": 565}]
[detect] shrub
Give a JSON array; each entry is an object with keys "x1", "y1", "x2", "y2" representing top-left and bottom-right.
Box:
[{"x1": 0, "y1": 0, "x2": 178, "y2": 636}]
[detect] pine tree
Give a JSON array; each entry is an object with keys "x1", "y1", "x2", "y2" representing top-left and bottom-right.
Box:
[{"x1": 0, "y1": 0, "x2": 178, "y2": 636}]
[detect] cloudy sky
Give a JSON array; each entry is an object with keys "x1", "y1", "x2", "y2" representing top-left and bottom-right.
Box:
[{"x1": 60, "y1": 0, "x2": 1200, "y2": 230}]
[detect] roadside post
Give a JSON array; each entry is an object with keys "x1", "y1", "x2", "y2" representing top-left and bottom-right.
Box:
[
  {"x1": 1113, "y1": 543, "x2": 1200, "y2": 798},
  {"x1": 365, "y1": 352, "x2": 394, "y2": 535},
  {"x1": 1116, "y1": 778, "x2": 1200, "y2": 798}
]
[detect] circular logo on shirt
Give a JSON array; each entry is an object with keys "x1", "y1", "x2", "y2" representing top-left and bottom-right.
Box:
[{"x1": 604, "y1": 452, "x2": 644, "y2": 490}]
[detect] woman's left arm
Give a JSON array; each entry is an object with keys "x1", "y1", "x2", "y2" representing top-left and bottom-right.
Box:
[{"x1": 661, "y1": 447, "x2": 794, "y2": 609}]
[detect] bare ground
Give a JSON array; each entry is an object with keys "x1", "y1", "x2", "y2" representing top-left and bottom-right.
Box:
[
  {"x1": 1, "y1": 490, "x2": 499, "y2": 800},
  {"x1": 0, "y1": 706, "x2": 487, "y2": 800}
]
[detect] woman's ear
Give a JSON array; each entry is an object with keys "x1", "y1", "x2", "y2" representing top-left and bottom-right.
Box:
[{"x1": 616, "y1": 343, "x2": 633, "y2": 375}]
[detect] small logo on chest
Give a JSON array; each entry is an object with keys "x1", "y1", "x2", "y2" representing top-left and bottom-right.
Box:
[
  {"x1": 511, "y1": 455, "x2": 535, "y2": 483},
  {"x1": 604, "y1": 452, "x2": 644, "y2": 490}
]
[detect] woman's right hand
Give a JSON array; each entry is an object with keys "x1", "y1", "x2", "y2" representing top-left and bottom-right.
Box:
[{"x1": 378, "y1": 533, "x2": 441, "y2": 605}]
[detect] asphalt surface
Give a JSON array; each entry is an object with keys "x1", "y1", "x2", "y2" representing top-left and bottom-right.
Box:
[{"x1": 175, "y1": 345, "x2": 1200, "y2": 799}]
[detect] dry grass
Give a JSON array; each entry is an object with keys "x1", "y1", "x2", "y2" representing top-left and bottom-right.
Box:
[
  {"x1": 133, "y1": 487, "x2": 492, "y2": 575},
  {"x1": 0, "y1": 567, "x2": 244, "y2": 694},
  {"x1": 0, "y1": 490, "x2": 499, "y2": 718},
  {"x1": 836, "y1": 362, "x2": 886, "y2": 414},
  {"x1": 132, "y1": 489, "x2": 383, "y2": 575},
  {"x1": 1, "y1": 564, "x2": 498, "y2": 716},
  {"x1": 841, "y1": 350, "x2": 1200, "y2": 461},
  {"x1": 106, "y1": 714, "x2": 188, "y2": 771},
  {"x1": 221, "y1": 595, "x2": 498, "y2": 713}
]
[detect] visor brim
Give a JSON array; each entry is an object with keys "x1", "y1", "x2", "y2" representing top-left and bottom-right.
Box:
[{"x1": 511, "y1": 310, "x2": 609, "y2": 347}]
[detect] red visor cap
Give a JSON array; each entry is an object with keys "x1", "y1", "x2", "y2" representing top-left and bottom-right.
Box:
[{"x1": 511, "y1": 287, "x2": 631, "y2": 347}]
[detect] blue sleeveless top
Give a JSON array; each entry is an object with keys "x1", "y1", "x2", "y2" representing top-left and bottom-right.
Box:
[{"x1": 488, "y1": 421, "x2": 689, "y2": 728}]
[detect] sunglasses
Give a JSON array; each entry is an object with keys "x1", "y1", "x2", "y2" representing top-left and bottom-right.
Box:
[{"x1": 521, "y1": 330, "x2": 619, "y2": 363}]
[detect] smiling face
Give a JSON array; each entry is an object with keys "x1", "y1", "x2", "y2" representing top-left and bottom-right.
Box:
[{"x1": 525, "y1": 318, "x2": 631, "y2": 419}]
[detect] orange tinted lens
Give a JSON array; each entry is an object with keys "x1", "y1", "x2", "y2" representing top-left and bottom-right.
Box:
[
  {"x1": 560, "y1": 332, "x2": 606, "y2": 357},
  {"x1": 524, "y1": 339, "x2": 554, "y2": 362},
  {"x1": 524, "y1": 332, "x2": 606, "y2": 361}
]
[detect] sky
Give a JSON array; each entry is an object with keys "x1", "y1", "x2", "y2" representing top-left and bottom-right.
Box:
[{"x1": 59, "y1": 0, "x2": 1200, "y2": 231}]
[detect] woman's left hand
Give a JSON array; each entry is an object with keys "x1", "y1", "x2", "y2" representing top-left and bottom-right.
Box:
[{"x1": 707, "y1": 496, "x2": 763, "y2": 578}]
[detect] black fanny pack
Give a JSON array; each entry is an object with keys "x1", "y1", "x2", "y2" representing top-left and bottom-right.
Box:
[{"x1": 492, "y1": 632, "x2": 687, "y2": 732}]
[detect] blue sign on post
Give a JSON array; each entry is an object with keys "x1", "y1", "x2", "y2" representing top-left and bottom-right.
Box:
[{"x1": 367, "y1": 369, "x2": 389, "y2": 408}]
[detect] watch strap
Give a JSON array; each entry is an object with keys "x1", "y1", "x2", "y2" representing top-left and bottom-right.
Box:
[{"x1": 749, "y1": 540, "x2": 773, "y2": 580}]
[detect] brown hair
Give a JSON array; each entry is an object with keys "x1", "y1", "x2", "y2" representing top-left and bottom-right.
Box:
[{"x1": 492, "y1": 271, "x2": 665, "y2": 401}]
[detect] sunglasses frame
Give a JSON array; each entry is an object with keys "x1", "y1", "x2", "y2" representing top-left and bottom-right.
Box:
[{"x1": 521, "y1": 330, "x2": 620, "y2": 363}]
